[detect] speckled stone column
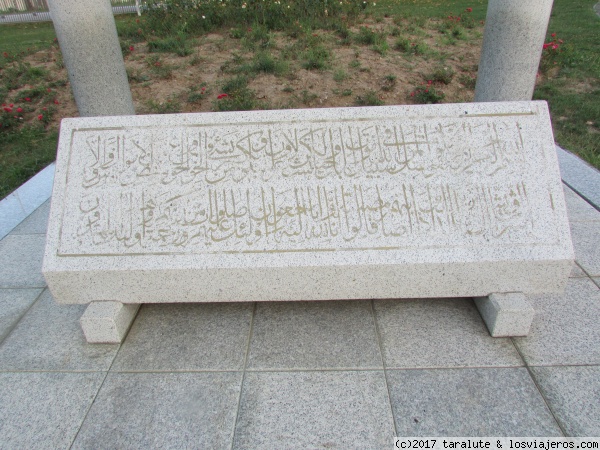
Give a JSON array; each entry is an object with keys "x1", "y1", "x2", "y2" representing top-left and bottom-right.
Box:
[
  {"x1": 48, "y1": 0, "x2": 135, "y2": 116},
  {"x1": 475, "y1": 0, "x2": 554, "y2": 102}
]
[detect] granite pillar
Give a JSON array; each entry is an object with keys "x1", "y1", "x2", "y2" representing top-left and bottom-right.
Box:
[
  {"x1": 475, "y1": 0, "x2": 554, "y2": 102},
  {"x1": 48, "y1": 0, "x2": 135, "y2": 116}
]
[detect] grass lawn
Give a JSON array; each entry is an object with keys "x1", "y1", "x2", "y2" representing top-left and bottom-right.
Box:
[
  {"x1": 0, "y1": 0, "x2": 598, "y2": 199},
  {"x1": 0, "y1": 21, "x2": 57, "y2": 54}
]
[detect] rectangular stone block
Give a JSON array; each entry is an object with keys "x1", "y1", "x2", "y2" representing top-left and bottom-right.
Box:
[
  {"x1": 43, "y1": 101, "x2": 574, "y2": 304},
  {"x1": 474, "y1": 292, "x2": 535, "y2": 337}
]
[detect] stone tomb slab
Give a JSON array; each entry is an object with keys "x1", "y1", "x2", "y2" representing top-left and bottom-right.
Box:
[{"x1": 43, "y1": 102, "x2": 573, "y2": 319}]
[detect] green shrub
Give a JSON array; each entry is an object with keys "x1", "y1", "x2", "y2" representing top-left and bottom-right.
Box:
[
  {"x1": 147, "y1": 32, "x2": 191, "y2": 56},
  {"x1": 355, "y1": 90, "x2": 383, "y2": 106},
  {"x1": 409, "y1": 85, "x2": 445, "y2": 104},
  {"x1": 427, "y1": 66, "x2": 455, "y2": 85},
  {"x1": 301, "y1": 45, "x2": 330, "y2": 70}
]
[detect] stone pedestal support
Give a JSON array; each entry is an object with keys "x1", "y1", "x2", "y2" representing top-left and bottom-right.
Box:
[
  {"x1": 48, "y1": 0, "x2": 135, "y2": 116},
  {"x1": 474, "y1": 293, "x2": 534, "y2": 337},
  {"x1": 80, "y1": 301, "x2": 139, "y2": 343},
  {"x1": 474, "y1": 0, "x2": 554, "y2": 102}
]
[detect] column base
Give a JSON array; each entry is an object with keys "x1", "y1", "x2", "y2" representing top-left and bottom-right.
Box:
[
  {"x1": 474, "y1": 292, "x2": 534, "y2": 337},
  {"x1": 80, "y1": 301, "x2": 140, "y2": 343}
]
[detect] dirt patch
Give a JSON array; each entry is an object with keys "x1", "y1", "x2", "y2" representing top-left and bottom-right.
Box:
[{"x1": 10, "y1": 15, "x2": 484, "y2": 129}]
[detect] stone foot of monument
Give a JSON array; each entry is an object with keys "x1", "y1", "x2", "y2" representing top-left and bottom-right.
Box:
[
  {"x1": 474, "y1": 293, "x2": 534, "y2": 337},
  {"x1": 80, "y1": 301, "x2": 140, "y2": 343}
]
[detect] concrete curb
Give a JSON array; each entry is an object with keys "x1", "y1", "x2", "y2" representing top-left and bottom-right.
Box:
[
  {"x1": 555, "y1": 145, "x2": 600, "y2": 212},
  {"x1": 0, "y1": 163, "x2": 54, "y2": 240}
]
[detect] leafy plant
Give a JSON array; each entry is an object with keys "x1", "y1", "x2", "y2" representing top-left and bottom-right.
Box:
[
  {"x1": 409, "y1": 85, "x2": 445, "y2": 104},
  {"x1": 300, "y1": 89, "x2": 318, "y2": 105},
  {"x1": 333, "y1": 69, "x2": 348, "y2": 82},
  {"x1": 355, "y1": 90, "x2": 383, "y2": 106},
  {"x1": 145, "y1": 55, "x2": 174, "y2": 79},
  {"x1": 214, "y1": 75, "x2": 266, "y2": 111},
  {"x1": 147, "y1": 32, "x2": 192, "y2": 57},
  {"x1": 427, "y1": 66, "x2": 455, "y2": 85},
  {"x1": 301, "y1": 45, "x2": 330, "y2": 70},
  {"x1": 381, "y1": 74, "x2": 397, "y2": 91},
  {"x1": 459, "y1": 74, "x2": 476, "y2": 89}
]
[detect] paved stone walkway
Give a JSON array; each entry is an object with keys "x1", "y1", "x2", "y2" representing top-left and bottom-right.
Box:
[{"x1": 0, "y1": 154, "x2": 599, "y2": 446}]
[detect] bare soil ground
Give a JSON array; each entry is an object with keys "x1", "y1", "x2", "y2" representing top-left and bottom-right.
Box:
[{"x1": 17, "y1": 15, "x2": 483, "y2": 127}]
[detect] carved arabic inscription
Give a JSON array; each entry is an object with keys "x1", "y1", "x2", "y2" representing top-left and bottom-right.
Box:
[{"x1": 58, "y1": 116, "x2": 552, "y2": 255}]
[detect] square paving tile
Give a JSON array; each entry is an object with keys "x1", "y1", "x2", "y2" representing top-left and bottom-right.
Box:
[
  {"x1": 0, "y1": 234, "x2": 46, "y2": 288},
  {"x1": 112, "y1": 303, "x2": 253, "y2": 371},
  {"x1": 374, "y1": 298, "x2": 522, "y2": 368},
  {"x1": 530, "y1": 366, "x2": 600, "y2": 436},
  {"x1": 0, "y1": 193, "x2": 27, "y2": 239},
  {"x1": 247, "y1": 301, "x2": 381, "y2": 370},
  {"x1": 513, "y1": 278, "x2": 600, "y2": 366},
  {"x1": 570, "y1": 221, "x2": 600, "y2": 277},
  {"x1": 563, "y1": 185, "x2": 600, "y2": 222},
  {"x1": 10, "y1": 199, "x2": 51, "y2": 235},
  {"x1": 73, "y1": 372, "x2": 242, "y2": 450},
  {"x1": 0, "y1": 372, "x2": 104, "y2": 449},
  {"x1": 0, "y1": 288, "x2": 42, "y2": 342},
  {"x1": 0, "y1": 289, "x2": 118, "y2": 371},
  {"x1": 387, "y1": 368, "x2": 561, "y2": 436},
  {"x1": 233, "y1": 370, "x2": 395, "y2": 449}
]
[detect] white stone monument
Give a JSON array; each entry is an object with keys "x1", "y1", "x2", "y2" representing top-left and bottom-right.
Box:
[{"x1": 43, "y1": 102, "x2": 574, "y2": 342}]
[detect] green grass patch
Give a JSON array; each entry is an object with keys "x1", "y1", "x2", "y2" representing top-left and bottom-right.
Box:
[
  {"x1": 0, "y1": 22, "x2": 56, "y2": 54},
  {"x1": 301, "y1": 45, "x2": 330, "y2": 70},
  {"x1": 147, "y1": 32, "x2": 192, "y2": 57},
  {"x1": 532, "y1": 0, "x2": 600, "y2": 167},
  {"x1": 0, "y1": 127, "x2": 57, "y2": 199}
]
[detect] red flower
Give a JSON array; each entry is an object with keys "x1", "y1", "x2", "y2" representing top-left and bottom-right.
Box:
[
  {"x1": 9, "y1": 104, "x2": 13, "y2": 107},
  {"x1": 17, "y1": 107, "x2": 23, "y2": 113},
  {"x1": 217, "y1": 94, "x2": 229, "y2": 99},
  {"x1": 43, "y1": 107, "x2": 47, "y2": 111},
  {"x1": 427, "y1": 80, "x2": 432, "y2": 85},
  {"x1": 3, "y1": 107, "x2": 12, "y2": 112},
  {"x1": 466, "y1": 7, "x2": 472, "y2": 12},
  {"x1": 47, "y1": 88, "x2": 52, "y2": 92},
  {"x1": 410, "y1": 92, "x2": 415, "y2": 97},
  {"x1": 129, "y1": 46, "x2": 134, "y2": 52},
  {"x1": 552, "y1": 44, "x2": 558, "y2": 50},
  {"x1": 25, "y1": 97, "x2": 31, "y2": 102},
  {"x1": 543, "y1": 43, "x2": 550, "y2": 49},
  {"x1": 551, "y1": 32, "x2": 556, "y2": 38},
  {"x1": 2, "y1": 52, "x2": 8, "y2": 57},
  {"x1": 37, "y1": 114, "x2": 43, "y2": 120},
  {"x1": 54, "y1": 99, "x2": 60, "y2": 104}
]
